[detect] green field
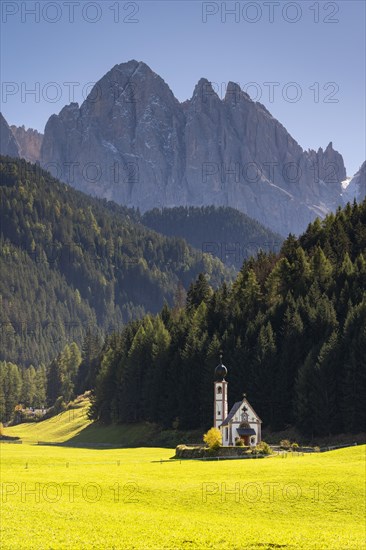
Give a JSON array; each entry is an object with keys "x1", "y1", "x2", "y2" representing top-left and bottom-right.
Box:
[{"x1": 1, "y1": 408, "x2": 365, "y2": 549}]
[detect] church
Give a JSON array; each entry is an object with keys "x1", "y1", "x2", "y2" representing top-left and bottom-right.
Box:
[{"x1": 214, "y1": 356, "x2": 262, "y2": 447}]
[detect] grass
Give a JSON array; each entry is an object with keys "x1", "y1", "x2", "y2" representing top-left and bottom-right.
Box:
[
  {"x1": 0, "y1": 446, "x2": 364, "y2": 548},
  {"x1": 5, "y1": 404, "x2": 156, "y2": 447},
  {"x1": 1, "y1": 405, "x2": 365, "y2": 549},
  {"x1": 4, "y1": 399, "x2": 201, "y2": 448},
  {"x1": 4, "y1": 400, "x2": 93, "y2": 444}
]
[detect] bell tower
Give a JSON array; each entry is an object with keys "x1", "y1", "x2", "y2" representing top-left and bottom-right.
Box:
[{"x1": 214, "y1": 354, "x2": 228, "y2": 428}]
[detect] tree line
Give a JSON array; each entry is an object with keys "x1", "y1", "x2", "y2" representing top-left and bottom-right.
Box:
[{"x1": 0, "y1": 331, "x2": 102, "y2": 423}]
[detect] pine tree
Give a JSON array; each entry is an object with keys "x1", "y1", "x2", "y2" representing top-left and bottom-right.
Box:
[
  {"x1": 311, "y1": 331, "x2": 340, "y2": 435},
  {"x1": 342, "y1": 299, "x2": 366, "y2": 432},
  {"x1": 252, "y1": 322, "x2": 277, "y2": 427},
  {"x1": 46, "y1": 357, "x2": 63, "y2": 406},
  {"x1": 310, "y1": 246, "x2": 333, "y2": 290},
  {"x1": 33, "y1": 364, "x2": 47, "y2": 408},
  {"x1": 274, "y1": 303, "x2": 305, "y2": 429},
  {"x1": 200, "y1": 334, "x2": 221, "y2": 428},
  {"x1": 0, "y1": 362, "x2": 22, "y2": 421},
  {"x1": 186, "y1": 273, "x2": 213, "y2": 312},
  {"x1": 21, "y1": 366, "x2": 36, "y2": 407}
]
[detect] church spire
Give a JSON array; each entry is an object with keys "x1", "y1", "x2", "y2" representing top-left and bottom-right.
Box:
[{"x1": 214, "y1": 354, "x2": 228, "y2": 429}]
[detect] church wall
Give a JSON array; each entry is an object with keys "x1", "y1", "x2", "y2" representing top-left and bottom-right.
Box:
[{"x1": 220, "y1": 421, "x2": 260, "y2": 447}]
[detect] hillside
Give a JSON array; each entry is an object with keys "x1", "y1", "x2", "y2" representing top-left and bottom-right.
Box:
[
  {"x1": 4, "y1": 395, "x2": 201, "y2": 447},
  {"x1": 91, "y1": 199, "x2": 366, "y2": 436},
  {"x1": 142, "y1": 206, "x2": 283, "y2": 268},
  {"x1": 0, "y1": 156, "x2": 230, "y2": 366},
  {"x1": 4, "y1": 396, "x2": 93, "y2": 444}
]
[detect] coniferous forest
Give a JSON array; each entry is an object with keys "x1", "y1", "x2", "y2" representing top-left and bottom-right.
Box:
[
  {"x1": 0, "y1": 156, "x2": 230, "y2": 367},
  {"x1": 90, "y1": 200, "x2": 366, "y2": 437},
  {"x1": 142, "y1": 206, "x2": 283, "y2": 268},
  {"x1": 1, "y1": 156, "x2": 366, "y2": 437}
]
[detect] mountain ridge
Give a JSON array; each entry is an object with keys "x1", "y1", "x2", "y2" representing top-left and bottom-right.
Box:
[
  {"x1": 1, "y1": 60, "x2": 364, "y2": 235},
  {"x1": 39, "y1": 60, "x2": 349, "y2": 235}
]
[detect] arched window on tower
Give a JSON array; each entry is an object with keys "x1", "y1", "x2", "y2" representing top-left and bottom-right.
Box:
[{"x1": 217, "y1": 386, "x2": 222, "y2": 394}]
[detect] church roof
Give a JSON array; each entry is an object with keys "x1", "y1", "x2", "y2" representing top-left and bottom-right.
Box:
[
  {"x1": 220, "y1": 398, "x2": 262, "y2": 427},
  {"x1": 220, "y1": 401, "x2": 241, "y2": 426},
  {"x1": 237, "y1": 427, "x2": 256, "y2": 436},
  {"x1": 247, "y1": 400, "x2": 262, "y2": 423}
]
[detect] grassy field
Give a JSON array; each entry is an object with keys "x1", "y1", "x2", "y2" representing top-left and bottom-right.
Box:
[{"x1": 1, "y1": 408, "x2": 365, "y2": 549}]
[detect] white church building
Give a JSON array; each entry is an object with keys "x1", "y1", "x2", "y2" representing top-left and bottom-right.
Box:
[{"x1": 214, "y1": 356, "x2": 262, "y2": 447}]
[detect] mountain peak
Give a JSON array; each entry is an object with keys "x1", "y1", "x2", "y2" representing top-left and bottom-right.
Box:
[
  {"x1": 115, "y1": 59, "x2": 153, "y2": 74},
  {"x1": 224, "y1": 81, "x2": 249, "y2": 103},
  {"x1": 39, "y1": 62, "x2": 350, "y2": 236},
  {"x1": 191, "y1": 78, "x2": 219, "y2": 102}
]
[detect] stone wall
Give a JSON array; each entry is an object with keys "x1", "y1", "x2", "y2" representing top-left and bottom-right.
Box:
[{"x1": 174, "y1": 445, "x2": 265, "y2": 459}]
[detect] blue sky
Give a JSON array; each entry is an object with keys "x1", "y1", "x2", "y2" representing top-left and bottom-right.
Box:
[{"x1": 1, "y1": 0, "x2": 365, "y2": 174}]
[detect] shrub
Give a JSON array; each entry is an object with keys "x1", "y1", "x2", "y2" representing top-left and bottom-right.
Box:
[
  {"x1": 291, "y1": 442, "x2": 299, "y2": 451},
  {"x1": 255, "y1": 441, "x2": 272, "y2": 455},
  {"x1": 203, "y1": 427, "x2": 222, "y2": 449},
  {"x1": 0, "y1": 422, "x2": 4, "y2": 436},
  {"x1": 280, "y1": 439, "x2": 291, "y2": 450},
  {"x1": 235, "y1": 437, "x2": 244, "y2": 447}
]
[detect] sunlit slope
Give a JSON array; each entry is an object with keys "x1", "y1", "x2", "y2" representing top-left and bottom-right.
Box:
[
  {"x1": 4, "y1": 400, "x2": 92, "y2": 443},
  {"x1": 4, "y1": 399, "x2": 159, "y2": 446}
]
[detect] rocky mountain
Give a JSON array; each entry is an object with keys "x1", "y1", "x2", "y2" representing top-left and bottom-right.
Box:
[
  {"x1": 342, "y1": 162, "x2": 366, "y2": 203},
  {"x1": 4, "y1": 61, "x2": 357, "y2": 236},
  {"x1": 0, "y1": 113, "x2": 20, "y2": 158},
  {"x1": 10, "y1": 125, "x2": 43, "y2": 163},
  {"x1": 357, "y1": 162, "x2": 366, "y2": 200}
]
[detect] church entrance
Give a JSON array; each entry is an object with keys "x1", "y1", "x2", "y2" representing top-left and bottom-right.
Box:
[{"x1": 237, "y1": 425, "x2": 256, "y2": 446}]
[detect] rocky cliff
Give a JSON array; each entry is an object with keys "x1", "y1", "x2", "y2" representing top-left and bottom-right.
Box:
[
  {"x1": 357, "y1": 162, "x2": 366, "y2": 201},
  {"x1": 0, "y1": 113, "x2": 20, "y2": 158},
  {"x1": 40, "y1": 60, "x2": 350, "y2": 235},
  {"x1": 10, "y1": 125, "x2": 43, "y2": 164},
  {"x1": 342, "y1": 161, "x2": 366, "y2": 203}
]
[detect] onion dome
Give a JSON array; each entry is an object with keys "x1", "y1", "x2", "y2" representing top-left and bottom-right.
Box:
[{"x1": 215, "y1": 354, "x2": 227, "y2": 381}]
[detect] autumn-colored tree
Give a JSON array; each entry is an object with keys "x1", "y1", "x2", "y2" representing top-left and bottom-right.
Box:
[{"x1": 203, "y1": 427, "x2": 222, "y2": 449}]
